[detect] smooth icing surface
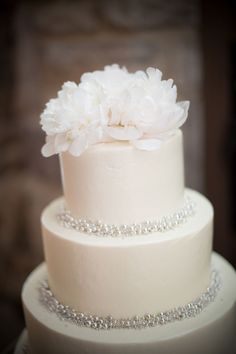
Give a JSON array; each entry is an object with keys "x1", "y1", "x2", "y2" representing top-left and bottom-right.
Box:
[
  {"x1": 41, "y1": 189, "x2": 213, "y2": 317},
  {"x1": 20, "y1": 253, "x2": 236, "y2": 354},
  {"x1": 59, "y1": 130, "x2": 184, "y2": 224}
]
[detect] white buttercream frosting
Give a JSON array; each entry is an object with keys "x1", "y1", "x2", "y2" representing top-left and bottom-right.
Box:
[
  {"x1": 20, "y1": 254, "x2": 236, "y2": 354},
  {"x1": 40, "y1": 65, "x2": 189, "y2": 157},
  {"x1": 41, "y1": 189, "x2": 213, "y2": 318},
  {"x1": 59, "y1": 129, "x2": 184, "y2": 224}
]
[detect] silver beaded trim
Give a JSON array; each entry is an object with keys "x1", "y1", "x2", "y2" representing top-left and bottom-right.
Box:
[
  {"x1": 39, "y1": 270, "x2": 221, "y2": 330},
  {"x1": 57, "y1": 196, "x2": 196, "y2": 237}
]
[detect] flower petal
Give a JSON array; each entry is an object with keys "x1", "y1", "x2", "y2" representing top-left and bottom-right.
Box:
[
  {"x1": 41, "y1": 139, "x2": 56, "y2": 157},
  {"x1": 106, "y1": 126, "x2": 142, "y2": 141},
  {"x1": 87, "y1": 126, "x2": 103, "y2": 145},
  {"x1": 131, "y1": 138, "x2": 163, "y2": 151},
  {"x1": 55, "y1": 133, "x2": 70, "y2": 152},
  {"x1": 176, "y1": 101, "x2": 190, "y2": 127},
  {"x1": 68, "y1": 135, "x2": 88, "y2": 156}
]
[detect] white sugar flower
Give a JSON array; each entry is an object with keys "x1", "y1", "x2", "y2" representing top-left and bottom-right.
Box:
[
  {"x1": 40, "y1": 65, "x2": 189, "y2": 156},
  {"x1": 40, "y1": 81, "x2": 102, "y2": 157},
  {"x1": 80, "y1": 64, "x2": 131, "y2": 94},
  {"x1": 103, "y1": 67, "x2": 189, "y2": 149}
]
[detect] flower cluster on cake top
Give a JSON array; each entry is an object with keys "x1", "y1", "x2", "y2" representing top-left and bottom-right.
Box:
[{"x1": 40, "y1": 64, "x2": 189, "y2": 157}]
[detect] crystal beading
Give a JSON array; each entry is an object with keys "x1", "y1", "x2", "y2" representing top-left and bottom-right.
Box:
[
  {"x1": 39, "y1": 270, "x2": 221, "y2": 330},
  {"x1": 57, "y1": 196, "x2": 196, "y2": 237}
]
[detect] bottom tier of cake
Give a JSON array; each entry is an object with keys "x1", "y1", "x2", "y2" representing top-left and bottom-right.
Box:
[{"x1": 16, "y1": 253, "x2": 236, "y2": 354}]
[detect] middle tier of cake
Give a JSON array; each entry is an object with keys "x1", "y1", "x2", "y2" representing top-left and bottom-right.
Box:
[{"x1": 41, "y1": 189, "x2": 213, "y2": 318}]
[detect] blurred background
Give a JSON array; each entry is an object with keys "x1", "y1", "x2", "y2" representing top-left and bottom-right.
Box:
[{"x1": 0, "y1": 0, "x2": 236, "y2": 351}]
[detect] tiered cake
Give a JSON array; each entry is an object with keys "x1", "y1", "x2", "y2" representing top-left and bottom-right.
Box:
[{"x1": 16, "y1": 66, "x2": 236, "y2": 354}]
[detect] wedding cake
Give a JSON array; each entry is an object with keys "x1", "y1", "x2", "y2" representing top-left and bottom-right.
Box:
[{"x1": 15, "y1": 65, "x2": 236, "y2": 354}]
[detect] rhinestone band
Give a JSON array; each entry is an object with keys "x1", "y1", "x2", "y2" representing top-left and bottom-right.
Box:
[
  {"x1": 57, "y1": 196, "x2": 196, "y2": 237},
  {"x1": 39, "y1": 270, "x2": 221, "y2": 330}
]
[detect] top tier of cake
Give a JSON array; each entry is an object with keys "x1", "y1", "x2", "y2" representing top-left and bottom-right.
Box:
[
  {"x1": 40, "y1": 65, "x2": 189, "y2": 224},
  {"x1": 59, "y1": 129, "x2": 184, "y2": 224}
]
